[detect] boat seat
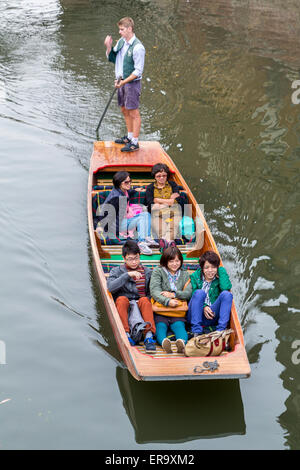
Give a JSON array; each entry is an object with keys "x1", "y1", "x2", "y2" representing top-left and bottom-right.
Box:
[
  {"x1": 94, "y1": 178, "x2": 155, "y2": 190},
  {"x1": 92, "y1": 188, "x2": 190, "y2": 218},
  {"x1": 92, "y1": 184, "x2": 148, "y2": 192},
  {"x1": 100, "y1": 262, "x2": 199, "y2": 274}
]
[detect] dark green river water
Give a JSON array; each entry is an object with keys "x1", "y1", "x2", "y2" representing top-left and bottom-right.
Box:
[{"x1": 0, "y1": 0, "x2": 300, "y2": 450}]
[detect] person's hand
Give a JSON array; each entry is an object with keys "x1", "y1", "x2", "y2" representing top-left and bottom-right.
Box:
[
  {"x1": 170, "y1": 193, "x2": 180, "y2": 199},
  {"x1": 163, "y1": 198, "x2": 175, "y2": 206},
  {"x1": 151, "y1": 203, "x2": 168, "y2": 211},
  {"x1": 168, "y1": 299, "x2": 179, "y2": 307},
  {"x1": 104, "y1": 35, "x2": 113, "y2": 50},
  {"x1": 115, "y1": 79, "x2": 124, "y2": 88},
  {"x1": 127, "y1": 271, "x2": 142, "y2": 280},
  {"x1": 204, "y1": 306, "x2": 215, "y2": 320},
  {"x1": 95, "y1": 226, "x2": 104, "y2": 238},
  {"x1": 160, "y1": 291, "x2": 175, "y2": 298}
]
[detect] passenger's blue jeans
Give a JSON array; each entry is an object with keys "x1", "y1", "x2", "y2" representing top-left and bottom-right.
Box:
[
  {"x1": 120, "y1": 211, "x2": 151, "y2": 241},
  {"x1": 187, "y1": 289, "x2": 233, "y2": 334},
  {"x1": 156, "y1": 320, "x2": 188, "y2": 345}
]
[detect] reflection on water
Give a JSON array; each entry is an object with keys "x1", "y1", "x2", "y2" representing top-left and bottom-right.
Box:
[
  {"x1": 88, "y1": 245, "x2": 123, "y2": 365},
  {"x1": 0, "y1": 0, "x2": 300, "y2": 449},
  {"x1": 116, "y1": 367, "x2": 245, "y2": 444}
]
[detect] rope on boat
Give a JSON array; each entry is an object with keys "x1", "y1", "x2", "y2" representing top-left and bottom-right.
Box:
[{"x1": 193, "y1": 360, "x2": 219, "y2": 374}]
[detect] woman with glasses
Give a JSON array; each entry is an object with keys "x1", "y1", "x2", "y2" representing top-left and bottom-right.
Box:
[
  {"x1": 145, "y1": 163, "x2": 187, "y2": 251},
  {"x1": 97, "y1": 170, "x2": 154, "y2": 254},
  {"x1": 187, "y1": 251, "x2": 233, "y2": 335}
]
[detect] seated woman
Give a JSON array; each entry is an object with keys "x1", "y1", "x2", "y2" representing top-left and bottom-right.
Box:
[
  {"x1": 150, "y1": 246, "x2": 192, "y2": 353},
  {"x1": 145, "y1": 163, "x2": 187, "y2": 251},
  {"x1": 187, "y1": 251, "x2": 233, "y2": 335},
  {"x1": 97, "y1": 171, "x2": 155, "y2": 255}
]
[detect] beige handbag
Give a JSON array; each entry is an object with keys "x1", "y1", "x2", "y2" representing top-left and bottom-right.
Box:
[{"x1": 185, "y1": 329, "x2": 234, "y2": 357}]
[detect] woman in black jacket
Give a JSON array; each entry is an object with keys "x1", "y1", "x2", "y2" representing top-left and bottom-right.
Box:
[
  {"x1": 145, "y1": 163, "x2": 187, "y2": 250},
  {"x1": 97, "y1": 171, "x2": 153, "y2": 254}
]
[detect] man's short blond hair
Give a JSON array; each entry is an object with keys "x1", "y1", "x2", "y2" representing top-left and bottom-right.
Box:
[{"x1": 118, "y1": 17, "x2": 135, "y2": 32}]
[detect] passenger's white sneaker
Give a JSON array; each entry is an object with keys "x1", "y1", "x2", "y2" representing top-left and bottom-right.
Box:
[
  {"x1": 145, "y1": 237, "x2": 159, "y2": 247},
  {"x1": 138, "y1": 241, "x2": 152, "y2": 255},
  {"x1": 162, "y1": 338, "x2": 173, "y2": 354},
  {"x1": 176, "y1": 339, "x2": 185, "y2": 354}
]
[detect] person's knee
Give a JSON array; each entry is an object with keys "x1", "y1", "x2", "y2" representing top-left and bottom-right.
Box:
[
  {"x1": 127, "y1": 108, "x2": 140, "y2": 119},
  {"x1": 192, "y1": 289, "x2": 206, "y2": 300},
  {"x1": 138, "y1": 296, "x2": 151, "y2": 306},
  {"x1": 116, "y1": 296, "x2": 130, "y2": 307},
  {"x1": 219, "y1": 291, "x2": 233, "y2": 301},
  {"x1": 142, "y1": 212, "x2": 151, "y2": 223}
]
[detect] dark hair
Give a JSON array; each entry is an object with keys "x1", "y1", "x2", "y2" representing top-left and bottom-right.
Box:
[
  {"x1": 151, "y1": 163, "x2": 171, "y2": 179},
  {"x1": 122, "y1": 240, "x2": 140, "y2": 258},
  {"x1": 199, "y1": 250, "x2": 220, "y2": 270},
  {"x1": 113, "y1": 171, "x2": 130, "y2": 189},
  {"x1": 160, "y1": 246, "x2": 183, "y2": 269}
]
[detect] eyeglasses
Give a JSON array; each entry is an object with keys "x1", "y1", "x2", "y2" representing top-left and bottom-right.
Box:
[
  {"x1": 125, "y1": 255, "x2": 140, "y2": 262},
  {"x1": 123, "y1": 179, "x2": 131, "y2": 184},
  {"x1": 156, "y1": 174, "x2": 167, "y2": 178}
]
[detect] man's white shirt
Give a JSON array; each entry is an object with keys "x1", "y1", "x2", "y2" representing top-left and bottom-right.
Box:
[{"x1": 108, "y1": 34, "x2": 145, "y2": 80}]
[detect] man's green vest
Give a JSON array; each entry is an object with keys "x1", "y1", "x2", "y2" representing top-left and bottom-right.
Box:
[{"x1": 108, "y1": 37, "x2": 142, "y2": 79}]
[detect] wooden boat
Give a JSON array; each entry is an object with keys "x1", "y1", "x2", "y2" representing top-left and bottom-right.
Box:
[{"x1": 88, "y1": 141, "x2": 251, "y2": 381}]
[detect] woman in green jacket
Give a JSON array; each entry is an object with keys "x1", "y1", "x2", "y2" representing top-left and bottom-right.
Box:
[
  {"x1": 187, "y1": 250, "x2": 233, "y2": 335},
  {"x1": 150, "y1": 246, "x2": 192, "y2": 353}
]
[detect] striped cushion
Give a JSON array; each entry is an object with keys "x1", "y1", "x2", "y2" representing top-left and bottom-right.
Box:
[
  {"x1": 97, "y1": 237, "x2": 188, "y2": 246},
  {"x1": 101, "y1": 263, "x2": 198, "y2": 273},
  {"x1": 93, "y1": 185, "x2": 147, "y2": 191},
  {"x1": 92, "y1": 190, "x2": 147, "y2": 217}
]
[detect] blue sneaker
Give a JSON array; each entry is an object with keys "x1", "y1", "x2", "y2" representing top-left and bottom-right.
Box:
[
  {"x1": 127, "y1": 334, "x2": 136, "y2": 346},
  {"x1": 144, "y1": 336, "x2": 156, "y2": 354}
]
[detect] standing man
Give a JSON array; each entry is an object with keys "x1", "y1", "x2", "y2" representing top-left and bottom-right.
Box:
[{"x1": 104, "y1": 17, "x2": 145, "y2": 152}]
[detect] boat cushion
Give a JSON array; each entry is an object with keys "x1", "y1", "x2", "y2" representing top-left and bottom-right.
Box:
[
  {"x1": 92, "y1": 189, "x2": 148, "y2": 217},
  {"x1": 97, "y1": 235, "x2": 188, "y2": 246},
  {"x1": 92, "y1": 189, "x2": 189, "y2": 216},
  {"x1": 93, "y1": 184, "x2": 147, "y2": 191},
  {"x1": 101, "y1": 262, "x2": 198, "y2": 273}
]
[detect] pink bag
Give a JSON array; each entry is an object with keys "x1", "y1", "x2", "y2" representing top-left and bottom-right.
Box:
[{"x1": 127, "y1": 203, "x2": 143, "y2": 219}]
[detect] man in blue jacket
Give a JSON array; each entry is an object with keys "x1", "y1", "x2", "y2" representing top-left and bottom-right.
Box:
[{"x1": 104, "y1": 17, "x2": 145, "y2": 152}]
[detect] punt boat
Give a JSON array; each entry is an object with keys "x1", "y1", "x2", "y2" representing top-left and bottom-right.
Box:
[{"x1": 87, "y1": 140, "x2": 251, "y2": 381}]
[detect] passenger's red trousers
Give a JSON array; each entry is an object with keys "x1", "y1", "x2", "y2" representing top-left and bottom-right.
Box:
[{"x1": 115, "y1": 296, "x2": 156, "y2": 335}]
